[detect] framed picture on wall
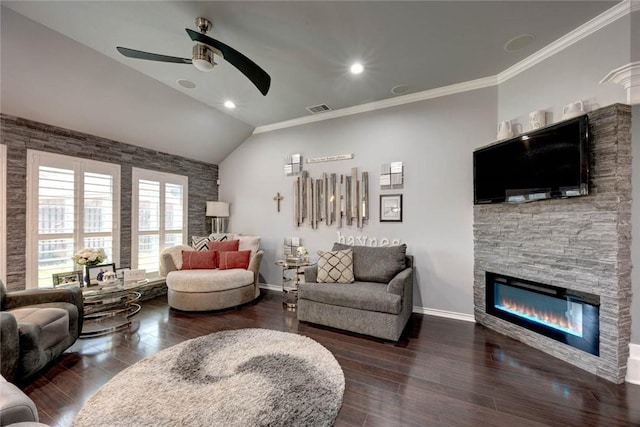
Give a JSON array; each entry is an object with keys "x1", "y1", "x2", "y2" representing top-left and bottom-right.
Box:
[
  {"x1": 380, "y1": 194, "x2": 403, "y2": 222},
  {"x1": 86, "y1": 263, "x2": 116, "y2": 287}
]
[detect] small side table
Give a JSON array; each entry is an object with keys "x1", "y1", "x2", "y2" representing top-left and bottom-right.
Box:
[{"x1": 275, "y1": 259, "x2": 314, "y2": 310}]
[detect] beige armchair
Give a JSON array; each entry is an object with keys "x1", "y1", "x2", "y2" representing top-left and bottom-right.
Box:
[{"x1": 160, "y1": 236, "x2": 263, "y2": 311}]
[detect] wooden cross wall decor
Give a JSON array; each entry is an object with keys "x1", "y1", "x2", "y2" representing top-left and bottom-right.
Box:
[{"x1": 273, "y1": 192, "x2": 284, "y2": 212}]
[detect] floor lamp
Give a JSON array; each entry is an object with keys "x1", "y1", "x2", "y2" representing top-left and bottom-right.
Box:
[{"x1": 206, "y1": 201, "x2": 230, "y2": 233}]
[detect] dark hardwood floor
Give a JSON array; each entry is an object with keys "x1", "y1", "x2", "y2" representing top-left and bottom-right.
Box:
[{"x1": 21, "y1": 289, "x2": 640, "y2": 427}]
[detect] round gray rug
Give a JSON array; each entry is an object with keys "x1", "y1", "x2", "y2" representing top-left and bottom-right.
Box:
[{"x1": 73, "y1": 328, "x2": 345, "y2": 427}]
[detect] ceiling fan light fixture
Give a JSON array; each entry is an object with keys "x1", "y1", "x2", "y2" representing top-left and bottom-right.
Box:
[
  {"x1": 195, "y1": 17, "x2": 213, "y2": 34},
  {"x1": 192, "y1": 44, "x2": 216, "y2": 72},
  {"x1": 117, "y1": 16, "x2": 270, "y2": 95}
]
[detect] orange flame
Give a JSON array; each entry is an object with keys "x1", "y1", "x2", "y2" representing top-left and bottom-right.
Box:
[{"x1": 501, "y1": 298, "x2": 582, "y2": 335}]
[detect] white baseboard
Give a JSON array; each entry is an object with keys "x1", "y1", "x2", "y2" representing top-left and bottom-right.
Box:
[
  {"x1": 259, "y1": 283, "x2": 281, "y2": 292},
  {"x1": 413, "y1": 306, "x2": 475, "y2": 323},
  {"x1": 626, "y1": 343, "x2": 640, "y2": 384},
  {"x1": 259, "y1": 284, "x2": 475, "y2": 322}
]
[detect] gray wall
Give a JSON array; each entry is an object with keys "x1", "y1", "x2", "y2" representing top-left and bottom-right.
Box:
[
  {"x1": 1, "y1": 114, "x2": 217, "y2": 291},
  {"x1": 220, "y1": 11, "x2": 632, "y2": 320},
  {"x1": 498, "y1": 17, "x2": 629, "y2": 129},
  {"x1": 632, "y1": 7, "x2": 639, "y2": 62},
  {"x1": 220, "y1": 87, "x2": 497, "y2": 315}
]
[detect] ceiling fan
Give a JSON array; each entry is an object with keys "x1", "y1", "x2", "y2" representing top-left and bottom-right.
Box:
[{"x1": 117, "y1": 17, "x2": 271, "y2": 96}]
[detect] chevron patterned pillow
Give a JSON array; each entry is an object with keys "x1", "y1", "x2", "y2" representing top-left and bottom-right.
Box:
[
  {"x1": 191, "y1": 236, "x2": 211, "y2": 251},
  {"x1": 317, "y1": 249, "x2": 354, "y2": 284},
  {"x1": 191, "y1": 234, "x2": 231, "y2": 251}
]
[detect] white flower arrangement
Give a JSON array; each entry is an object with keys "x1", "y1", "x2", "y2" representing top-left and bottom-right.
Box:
[
  {"x1": 72, "y1": 247, "x2": 107, "y2": 266},
  {"x1": 296, "y1": 246, "x2": 310, "y2": 262}
]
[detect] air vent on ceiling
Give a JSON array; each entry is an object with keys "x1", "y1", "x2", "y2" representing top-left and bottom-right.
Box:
[{"x1": 306, "y1": 104, "x2": 333, "y2": 114}]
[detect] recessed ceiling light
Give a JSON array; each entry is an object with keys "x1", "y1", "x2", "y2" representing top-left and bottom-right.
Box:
[
  {"x1": 391, "y1": 85, "x2": 409, "y2": 95},
  {"x1": 177, "y1": 79, "x2": 196, "y2": 89},
  {"x1": 224, "y1": 100, "x2": 236, "y2": 109},
  {"x1": 504, "y1": 34, "x2": 535, "y2": 52},
  {"x1": 350, "y1": 63, "x2": 364, "y2": 74}
]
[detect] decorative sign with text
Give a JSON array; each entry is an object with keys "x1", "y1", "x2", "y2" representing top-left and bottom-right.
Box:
[{"x1": 306, "y1": 154, "x2": 353, "y2": 164}]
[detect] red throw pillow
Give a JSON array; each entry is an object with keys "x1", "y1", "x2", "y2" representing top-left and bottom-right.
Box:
[
  {"x1": 218, "y1": 250, "x2": 251, "y2": 270},
  {"x1": 208, "y1": 240, "x2": 240, "y2": 252},
  {"x1": 181, "y1": 250, "x2": 217, "y2": 270}
]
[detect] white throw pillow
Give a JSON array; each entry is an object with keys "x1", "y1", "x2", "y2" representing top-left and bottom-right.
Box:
[
  {"x1": 317, "y1": 249, "x2": 354, "y2": 284},
  {"x1": 238, "y1": 236, "x2": 261, "y2": 255},
  {"x1": 191, "y1": 233, "x2": 237, "y2": 251}
]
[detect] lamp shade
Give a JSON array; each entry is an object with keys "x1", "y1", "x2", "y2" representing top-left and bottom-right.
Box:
[{"x1": 206, "y1": 201, "x2": 229, "y2": 217}]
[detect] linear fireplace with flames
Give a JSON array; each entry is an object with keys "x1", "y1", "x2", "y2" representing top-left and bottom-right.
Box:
[{"x1": 486, "y1": 272, "x2": 600, "y2": 356}]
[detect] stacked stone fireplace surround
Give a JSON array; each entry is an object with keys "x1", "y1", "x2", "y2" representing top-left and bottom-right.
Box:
[{"x1": 474, "y1": 103, "x2": 632, "y2": 384}]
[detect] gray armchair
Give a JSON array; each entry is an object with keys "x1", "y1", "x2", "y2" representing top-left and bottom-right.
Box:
[
  {"x1": 0, "y1": 374, "x2": 42, "y2": 426},
  {"x1": 0, "y1": 280, "x2": 83, "y2": 383},
  {"x1": 297, "y1": 243, "x2": 413, "y2": 341}
]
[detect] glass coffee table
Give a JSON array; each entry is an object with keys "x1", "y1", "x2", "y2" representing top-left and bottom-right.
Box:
[{"x1": 80, "y1": 280, "x2": 147, "y2": 337}]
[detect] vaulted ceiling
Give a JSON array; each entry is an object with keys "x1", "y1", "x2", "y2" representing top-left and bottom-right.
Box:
[{"x1": 0, "y1": 1, "x2": 620, "y2": 164}]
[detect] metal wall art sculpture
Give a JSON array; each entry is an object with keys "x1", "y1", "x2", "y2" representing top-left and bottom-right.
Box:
[{"x1": 294, "y1": 169, "x2": 369, "y2": 229}]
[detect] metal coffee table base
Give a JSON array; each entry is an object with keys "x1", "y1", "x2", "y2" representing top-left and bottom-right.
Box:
[{"x1": 81, "y1": 302, "x2": 141, "y2": 337}]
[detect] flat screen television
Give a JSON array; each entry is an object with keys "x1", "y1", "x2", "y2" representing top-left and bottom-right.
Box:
[{"x1": 473, "y1": 115, "x2": 589, "y2": 204}]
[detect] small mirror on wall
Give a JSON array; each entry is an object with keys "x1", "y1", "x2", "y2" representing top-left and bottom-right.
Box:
[
  {"x1": 380, "y1": 161, "x2": 403, "y2": 190},
  {"x1": 284, "y1": 153, "x2": 303, "y2": 176}
]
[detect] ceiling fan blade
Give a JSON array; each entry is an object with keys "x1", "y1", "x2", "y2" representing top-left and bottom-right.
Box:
[
  {"x1": 117, "y1": 47, "x2": 192, "y2": 64},
  {"x1": 186, "y1": 29, "x2": 271, "y2": 96}
]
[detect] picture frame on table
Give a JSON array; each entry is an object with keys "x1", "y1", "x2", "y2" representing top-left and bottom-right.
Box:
[
  {"x1": 380, "y1": 194, "x2": 403, "y2": 222},
  {"x1": 115, "y1": 267, "x2": 130, "y2": 279},
  {"x1": 86, "y1": 263, "x2": 116, "y2": 287},
  {"x1": 123, "y1": 269, "x2": 146, "y2": 283},
  {"x1": 52, "y1": 270, "x2": 83, "y2": 288}
]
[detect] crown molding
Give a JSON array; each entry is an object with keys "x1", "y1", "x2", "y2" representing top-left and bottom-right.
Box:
[
  {"x1": 601, "y1": 61, "x2": 640, "y2": 104},
  {"x1": 498, "y1": 0, "x2": 630, "y2": 84},
  {"x1": 253, "y1": 75, "x2": 497, "y2": 134},
  {"x1": 254, "y1": 1, "x2": 630, "y2": 135}
]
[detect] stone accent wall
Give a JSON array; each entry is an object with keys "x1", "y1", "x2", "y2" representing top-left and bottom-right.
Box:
[
  {"x1": 139, "y1": 281, "x2": 171, "y2": 302},
  {"x1": 474, "y1": 104, "x2": 632, "y2": 384},
  {"x1": 1, "y1": 114, "x2": 218, "y2": 291}
]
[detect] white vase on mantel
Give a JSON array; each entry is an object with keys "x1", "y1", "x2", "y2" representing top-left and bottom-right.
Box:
[{"x1": 497, "y1": 120, "x2": 513, "y2": 140}]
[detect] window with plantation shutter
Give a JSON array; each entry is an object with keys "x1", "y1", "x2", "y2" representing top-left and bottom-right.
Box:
[
  {"x1": 132, "y1": 168, "x2": 187, "y2": 276},
  {"x1": 26, "y1": 150, "x2": 120, "y2": 288}
]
